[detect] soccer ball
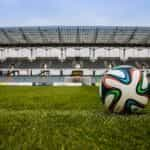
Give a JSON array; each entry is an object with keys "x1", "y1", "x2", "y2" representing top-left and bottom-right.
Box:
[{"x1": 100, "y1": 65, "x2": 149, "y2": 114}]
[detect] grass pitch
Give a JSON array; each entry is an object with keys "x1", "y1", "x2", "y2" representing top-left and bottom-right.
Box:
[{"x1": 0, "y1": 86, "x2": 149, "y2": 150}]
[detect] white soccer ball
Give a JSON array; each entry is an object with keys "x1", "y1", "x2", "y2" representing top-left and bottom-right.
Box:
[{"x1": 100, "y1": 65, "x2": 149, "y2": 114}]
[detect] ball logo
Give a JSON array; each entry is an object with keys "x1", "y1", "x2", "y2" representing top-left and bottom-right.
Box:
[{"x1": 101, "y1": 66, "x2": 149, "y2": 114}]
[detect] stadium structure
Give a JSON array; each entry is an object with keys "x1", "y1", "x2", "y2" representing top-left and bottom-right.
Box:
[{"x1": 0, "y1": 26, "x2": 150, "y2": 86}]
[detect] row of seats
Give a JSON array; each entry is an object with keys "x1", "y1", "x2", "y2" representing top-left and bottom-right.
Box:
[{"x1": 0, "y1": 58, "x2": 150, "y2": 69}]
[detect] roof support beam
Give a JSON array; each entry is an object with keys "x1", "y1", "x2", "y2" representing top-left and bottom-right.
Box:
[
  {"x1": 19, "y1": 28, "x2": 31, "y2": 43},
  {"x1": 38, "y1": 27, "x2": 48, "y2": 43},
  {"x1": 0, "y1": 42, "x2": 150, "y2": 47},
  {"x1": 141, "y1": 33, "x2": 150, "y2": 44},
  {"x1": 0, "y1": 29, "x2": 15, "y2": 43},
  {"x1": 126, "y1": 27, "x2": 138, "y2": 43},
  {"x1": 108, "y1": 27, "x2": 118, "y2": 43},
  {"x1": 93, "y1": 27, "x2": 98, "y2": 43},
  {"x1": 76, "y1": 27, "x2": 80, "y2": 43},
  {"x1": 0, "y1": 26, "x2": 150, "y2": 47},
  {"x1": 58, "y1": 27, "x2": 62, "y2": 43}
]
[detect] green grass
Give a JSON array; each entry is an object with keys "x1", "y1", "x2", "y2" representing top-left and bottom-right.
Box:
[{"x1": 0, "y1": 86, "x2": 149, "y2": 150}]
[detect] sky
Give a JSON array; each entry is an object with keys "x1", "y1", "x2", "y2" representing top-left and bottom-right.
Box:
[{"x1": 0, "y1": 0, "x2": 150, "y2": 27}]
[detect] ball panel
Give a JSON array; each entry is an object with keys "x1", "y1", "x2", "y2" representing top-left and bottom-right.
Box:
[
  {"x1": 107, "y1": 69, "x2": 131, "y2": 84},
  {"x1": 105, "y1": 89, "x2": 121, "y2": 112},
  {"x1": 123, "y1": 99, "x2": 145, "y2": 114},
  {"x1": 100, "y1": 65, "x2": 149, "y2": 114},
  {"x1": 105, "y1": 94, "x2": 114, "y2": 108},
  {"x1": 136, "y1": 72, "x2": 149, "y2": 95}
]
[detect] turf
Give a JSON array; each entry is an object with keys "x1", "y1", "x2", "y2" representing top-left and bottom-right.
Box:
[{"x1": 0, "y1": 86, "x2": 149, "y2": 150}]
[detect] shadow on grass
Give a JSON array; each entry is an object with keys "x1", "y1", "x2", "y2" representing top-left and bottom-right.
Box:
[{"x1": 101, "y1": 109, "x2": 150, "y2": 117}]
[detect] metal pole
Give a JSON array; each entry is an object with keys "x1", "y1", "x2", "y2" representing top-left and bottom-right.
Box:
[{"x1": 93, "y1": 48, "x2": 95, "y2": 60}]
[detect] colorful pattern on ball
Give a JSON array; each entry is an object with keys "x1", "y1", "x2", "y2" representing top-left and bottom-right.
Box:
[{"x1": 101, "y1": 65, "x2": 149, "y2": 114}]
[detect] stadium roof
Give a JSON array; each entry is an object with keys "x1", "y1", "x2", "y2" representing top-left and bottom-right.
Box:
[{"x1": 0, "y1": 26, "x2": 150, "y2": 47}]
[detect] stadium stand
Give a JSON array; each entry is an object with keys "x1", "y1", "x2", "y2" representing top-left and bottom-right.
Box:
[
  {"x1": 0, "y1": 26, "x2": 150, "y2": 84},
  {"x1": 1, "y1": 57, "x2": 149, "y2": 69}
]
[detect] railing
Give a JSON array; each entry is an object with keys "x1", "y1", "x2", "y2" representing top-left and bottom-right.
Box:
[
  {"x1": 0, "y1": 68, "x2": 107, "y2": 76},
  {"x1": 0, "y1": 76, "x2": 102, "y2": 86}
]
